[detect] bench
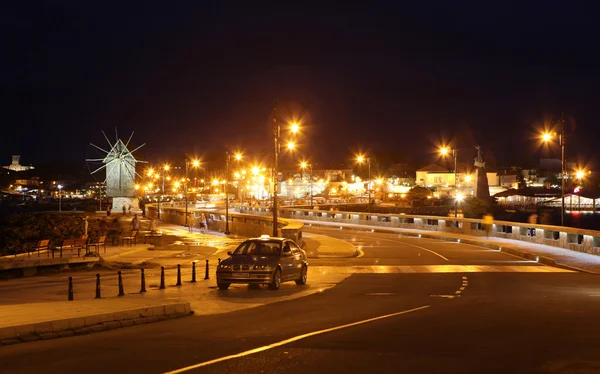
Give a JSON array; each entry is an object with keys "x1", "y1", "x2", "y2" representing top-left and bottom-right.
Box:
[
  {"x1": 55, "y1": 236, "x2": 88, "y2": 258},
  {"x1": 34, "y1": 240, "x2": 50, "y2": 258},
  {"x1": 144, "y1": 230, "x2": 162, "y2": 244},
  {"x1": 87, "y1": 235, "x2": 107, "y2": 254},
  {"x1": 121, "y1": 231, "x2": 138, "y2": 246}
]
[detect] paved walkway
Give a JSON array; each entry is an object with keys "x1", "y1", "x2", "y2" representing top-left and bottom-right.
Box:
[
  {"x1": 300, "y1": 219, "x2": 600, "y2": 274},
  {"x1": 0, "y1": 220, "x2": 355, "y2": 344}
]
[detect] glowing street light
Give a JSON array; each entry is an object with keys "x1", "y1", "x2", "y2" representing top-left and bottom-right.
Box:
[
  {"x1": 184, "y1": 157, "x2": 200, "y2": 227},
  {"x1": 287, "y1": 141, "x2": 295, "y2": 151},
  {"x1": 541, "y1": 115, "x2": 566, "y2": 225},
  {"x1": 291, "y1": 122, "x2": 299, "y2": 134},
  {"x1": 57, "y1": 184, "x2": 63, "y2": 212},
  {"x1": 439, "y1": 145, "x2": 458, "y2": 218},
  {"x1": 300, "y1": 161, "x2": 313, "y2": 207},
  {"x1": 576, "y1": 169, "x2": 585, "y2": 180},
  {"x1": 356, "y1": 154, "x2": 371, "y2": 213}
]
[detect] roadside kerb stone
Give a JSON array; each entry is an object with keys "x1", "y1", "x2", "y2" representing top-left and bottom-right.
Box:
[{"x1": 0, "y1": 302, "x2": 192, "y2": 346}]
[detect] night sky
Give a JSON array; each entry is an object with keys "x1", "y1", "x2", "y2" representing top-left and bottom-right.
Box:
[{"x1": 3, "y1": 1, "x2": 600, "y2": 172}]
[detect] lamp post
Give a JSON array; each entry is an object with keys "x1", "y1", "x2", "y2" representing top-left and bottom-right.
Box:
[
  {"x1": 300, "y1": 161, "x2": 313, "y2": 207},
  {"x1": 356, "y1": 155, "x2": 371, "y2": 213},
  {"x1": 225, "y1": 147, "x2": 231, "y2": 235},
  {"x1": 158, "y1": 164, "x2": 170, "y2": 221},
  {"x1": 183, "y1": 157, "x2": 200, "y2": 227},
  {"x1": 272, "y1": 100, "x2": 280, "y2": 237},
  {"x1": 440, "y1": 146, "x2": 458, "y2": 218},
  {"x1": 58, "y1": 184, "x2": 63, "y2": 212},
  {"x1": 542, "y1": 114, "x2": 566, "y2": 226}
]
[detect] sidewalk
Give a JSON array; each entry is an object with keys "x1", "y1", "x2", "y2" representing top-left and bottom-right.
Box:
[
  {"x1": 300, "y1": 219, "x2": 600, "y2": 274},
  {"x1": 0, "y1": 221, "x2": 354, "y2": 345},
  {"x1": 302, "y1": 231, "x2": 358, "y2": 258}
]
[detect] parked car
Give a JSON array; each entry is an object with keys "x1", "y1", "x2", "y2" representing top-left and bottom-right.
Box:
[{"x1": 216, "y1": 235, "x2": 308, "y2": 290}]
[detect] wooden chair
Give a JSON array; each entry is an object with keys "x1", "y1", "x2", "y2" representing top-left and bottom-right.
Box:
[
  {"x1": 35, "y1": 240, "x2": 50, "y2": 258},
  {"x1": 121, "y1": 230, "x2": 138, "y2": 246},
  {"x1": 87, "y1": 235, "x2": 107, "y2": 254}
]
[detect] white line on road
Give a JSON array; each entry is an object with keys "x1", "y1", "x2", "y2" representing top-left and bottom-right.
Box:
[
  {"x1": 342, "y1": 232, "x2": 449, "y2": 261},
  {"x1": 164, "y1": 305, "x2": 431, "y2": 373}
]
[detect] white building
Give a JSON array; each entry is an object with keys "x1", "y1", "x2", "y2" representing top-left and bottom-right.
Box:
[{"x1": 3, "y1": 155, "x2": 34, "y2": 172}]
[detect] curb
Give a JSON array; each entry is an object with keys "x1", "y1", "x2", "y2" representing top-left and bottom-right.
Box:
[
  {"x1": 0, "y1": 302, "x2": 193, "y2": 346},
  {"x1": 305, "y1": 221, "x2": 599, "y2": 274}
]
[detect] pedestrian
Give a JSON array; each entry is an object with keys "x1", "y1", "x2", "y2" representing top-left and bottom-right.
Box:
[
  {"x1": 106, "y1": 205, "x2": 111, "y2": 217},
  {"x1": 98, "y1": 217, "x2": 108, "y2": 237},
  {"x1": 109, "y1": 217, "x2": 120, "y2": 245},
  {"x1": 199, "y1": 213, "x2": 207, "y2": 233},
  {"x1": 149, "y1": 217, "x2": 158, "y2": 234},
  {"x1": 188, "y1": 214, "x2": 196, "y2": 233},
  {"x1": 128, "y1": 204, "x2": 132, "y2": 216},
  {"x1": 122, "y1": 205, "x2": 126, "y2": 216},
  {"x1": 482, "y1": 213, "x2": 494, "y2": 239},
  {"x1": 131, "y1": 213, "x2": 140, "y2": 232}
]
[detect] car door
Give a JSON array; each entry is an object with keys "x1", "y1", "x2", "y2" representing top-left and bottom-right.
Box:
[
  {"x1": 280, "y1": 241, "x2": 295, "y2": 280},
  {"x1": 289, "y1": 242, "x2": 304, "y2": 278}
]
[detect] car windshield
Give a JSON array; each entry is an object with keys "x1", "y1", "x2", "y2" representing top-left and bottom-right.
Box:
[{"x1": 232, "y1": 240, "x2": 281, "y2": 256}]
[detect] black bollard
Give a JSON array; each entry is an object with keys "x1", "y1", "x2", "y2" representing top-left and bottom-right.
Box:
[
  {"x1": 68, "y1": 276, "x2": 74, "y2": 301},
  {"x1": 95, "y1": 274, "x2": 101, "y2": 299},
  {"x1": 118, "y1": 271, "x2": 125, "y2": 296},
  {"x1": 191, "y1": 261, "x2": 196, "y2": 283},
  {"x1": 218, "y1": 258, "x2": 221, "y2": 265},
  {"x1": 159, "y1": 266, "x2": 165, "y2": 289},
  {"x1": 140, "y1": 269, "x2": 147, "y2": 293},
  {"x1": 204, "y1": 259, "x2": 209, "y2": 280},
  {"x1": 176, "y1": 264, "x2": 182, "y2": 286}
]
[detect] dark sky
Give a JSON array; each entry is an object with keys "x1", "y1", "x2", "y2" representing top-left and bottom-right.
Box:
[{"x1": 2, "y1": 1, "x2": 600, "y2": 172}]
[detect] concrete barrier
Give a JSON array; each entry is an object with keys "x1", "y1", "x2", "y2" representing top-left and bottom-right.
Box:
[{"x1": 239, "y1": 206, "x2": 600, "y2": 257}]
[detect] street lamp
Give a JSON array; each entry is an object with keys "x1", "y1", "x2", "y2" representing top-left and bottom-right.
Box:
[
  {"x1": 184, "y1": 158, "x2": 200, "y2": 227},
  {"x1": 272, "y1": 100, "x2": 280, "y2": 237},
  {"x1": 158, "y1": 164, "x2": 170, "y2": 221},
  {"x1": 290, "y1": 122, "x2": 299, "y2": 134},
  {"x1": 440, "y1": 146, "x2": 458, "y2": 218},
  {"x1": 224, "y1": 148, "x2": 242, "y2": 235},
  {"x1": 356, "y1": 155, "x2": 371, "y2": 213},
  {"x1": 57, "y1": 184, "x2": 63, "y2": 212},
  {"x1": 300, "y1": 161, "x2": 313, "y2": 207},
  {"x1": 541, "y1": 115, "x2": 566, "y2": 225}
]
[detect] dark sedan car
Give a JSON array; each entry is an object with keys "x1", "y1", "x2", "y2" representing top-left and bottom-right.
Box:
[{"x1": 216, "y1": 235, "x2": 308, "y2": 290}]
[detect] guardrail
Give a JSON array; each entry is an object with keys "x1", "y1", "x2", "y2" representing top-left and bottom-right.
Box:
[
  {"x1": 145, "y1": 204, "x2": 303, "y2": 246},
  {"x1": 239, "y1": 206, "x2": 600, "y2": 257}
]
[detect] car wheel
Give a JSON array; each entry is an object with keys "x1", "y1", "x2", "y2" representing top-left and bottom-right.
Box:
[
  {"x1": 217, "y1": 281, "x2": 230, "y2": 290},
  {"x1": 295, "y1": 265, "x2": 307, "y2": 285},
  {"x1": 268, "y1": 268, "x2": 281, "y2": 290}
]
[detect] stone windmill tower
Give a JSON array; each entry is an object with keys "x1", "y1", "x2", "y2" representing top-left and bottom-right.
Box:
[{"x1": 87, "y1": 130, "x2": 146, "y2": 213}]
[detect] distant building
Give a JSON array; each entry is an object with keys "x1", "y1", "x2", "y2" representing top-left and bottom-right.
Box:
[{"x1": 3, "y1": 155, "x2": 34, "y2": 172}]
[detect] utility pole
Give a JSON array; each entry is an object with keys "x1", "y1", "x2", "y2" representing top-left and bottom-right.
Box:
[
  {"x1": 560, "y1": 113, "x2": 566, "y2": 226},
  {"x1": 272, "y1": 100, "x2": 279, "y2": 237},
  {"x1": 225, "y1": 146, "x2": 231, "y2": 235},
  {"x1": 184, "y1": 156, "x2": 189, "y2": 227}
]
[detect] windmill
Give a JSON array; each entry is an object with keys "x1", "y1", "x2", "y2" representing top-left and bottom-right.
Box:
[{"x1": 86, "y1": 129, "x2": 146, "y2": 213}]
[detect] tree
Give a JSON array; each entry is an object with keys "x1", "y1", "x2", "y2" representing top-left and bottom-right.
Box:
[{"x1": 407, "y1": 186, "x2": 431, "y2": 200}]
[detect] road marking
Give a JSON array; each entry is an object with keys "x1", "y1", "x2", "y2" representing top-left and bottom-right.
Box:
[
  {"x1": 339, "y1": 232, "x2": 449, "y2": 261},
  {"x1": 430, "y1": 295, "x2": 455, "y2": 298},
  {"x1": 164, "y1": 305, "x2": 431, "y2": 373},
  {"x1": 366, "y1": 292, "x2": 396, "y2": 296},
  {"x1": 309, "y1": 265, "x2": 572, "y2": 274}
]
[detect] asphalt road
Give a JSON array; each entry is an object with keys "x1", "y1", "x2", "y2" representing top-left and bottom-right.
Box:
[{"x1": 1, "y1": 227, "x2": 599, "y2": 374}]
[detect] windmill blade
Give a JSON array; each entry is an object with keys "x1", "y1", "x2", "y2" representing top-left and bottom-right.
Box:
[
  {"x1": 85, "y1": 157, "x2": 106, "y2": 162},
  {"x1": 90, "y1": 163, "x2": 108, "y2": 175},
  {"x1": 125, "y1": 131, "x2": 135, "y2": 149},
  {"x1": 102, "y1": 131, "x2": 114, "y2": 149},
  {"x1": 90, "y1": 143, "x2": 110, "y2": 154},
  {"x1": 127, "y1": 143, "x2": 146, "y2": 156}
]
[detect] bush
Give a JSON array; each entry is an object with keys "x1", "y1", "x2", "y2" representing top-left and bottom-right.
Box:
[{"x1": 0, "y1": 212, "x2": 93, "y2": 256}]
